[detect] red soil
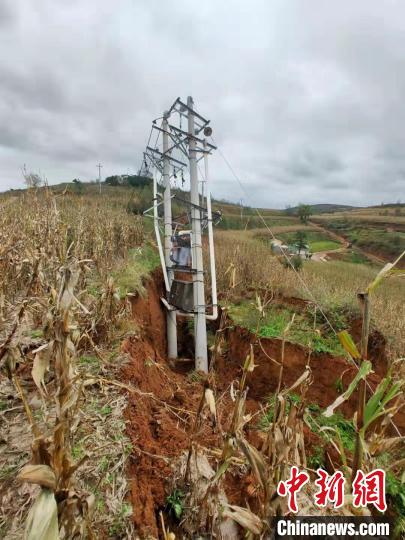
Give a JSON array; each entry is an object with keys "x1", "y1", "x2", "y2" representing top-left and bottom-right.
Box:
[
  {"x1": 122, "y1": 272, "x2": 403, "y2": 537},
  {"x1": 122, "y1": 273, "x2": 223, "y2": 537}
]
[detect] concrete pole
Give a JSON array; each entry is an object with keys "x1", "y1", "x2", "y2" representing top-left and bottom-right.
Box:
[
  {"x1": 97, "y1": 163, "x2": 102, "y2": 194},
  {"x1": 187, "y1": 96, "x2": 208, "y2": 372},
  {"x1": 163, "y1": 112, "x2": 177, "y2": 359}
]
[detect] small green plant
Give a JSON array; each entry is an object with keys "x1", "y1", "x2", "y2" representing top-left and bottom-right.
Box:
[
  {"x1": 30, "y1": 329, "x2": 43, "y2": 339},
  {"x1": 306, "y1": 407, "x2": 356, "y2": 452},
  {"x1": 99, "y1": 456, "x2": 110, "y2": 472},
  {"x1": 100, "y1": 405, "x2": 112, "y2": 416},
  {"x1": 314, "y1": 304, "x2": 349, "y2": 332},
  {"x1": 308, "y1": 445, "x2": 325, "y2": 470},
  {"x1": 334, "y1": 377, "x2": 344, "y2": 394},
  {"x1": 259, "y1": 314, "x2": 290, "y2": 339},
  {"x1": 166, "y1": 489, "x2": 185, "y2": 520},
  {"x1": 72, "y1": 444, "x2": 85, "y2": 461}
]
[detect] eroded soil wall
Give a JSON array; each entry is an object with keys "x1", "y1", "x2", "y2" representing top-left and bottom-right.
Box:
[{"x1": 122, "y1": 271, "x2": 404, "y2": 537}]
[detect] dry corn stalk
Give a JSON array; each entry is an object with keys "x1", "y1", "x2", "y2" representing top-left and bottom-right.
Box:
[{"x1": 11, "y1": 260, "x2": 95, "y2": 539}]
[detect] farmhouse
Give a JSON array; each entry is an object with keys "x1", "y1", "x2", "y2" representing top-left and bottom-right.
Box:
[
  {"x1": 270, "y1": 239, "x2": 289, "y2": 254},
  {"x1": 271, "y1": 239, "x2": 311, "y2": 258}
]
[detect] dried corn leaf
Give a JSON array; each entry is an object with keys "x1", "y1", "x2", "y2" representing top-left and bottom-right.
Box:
[
  {"x1": 222, "y1": 504, "x2": 263, "y2": 535},
  {"x1": 369, "y1": 436, "x2": 404, "y2": 456},
  {"x1": 18, "y1": 464, "x2": 56, "y2": 490},
  {"x1": 238, "y1": 438, "x2": 267, "y2": 491},
  {"x1": 32, "y1": 346, "x2": 50, "y2": 395},
  {"x1": 204, "y1": 388, "x2": 216, "y2": 421},
  {"x1": 243, "y1": 345, "x2": 257, "y2": 372},
  {"x1": 24, "y1": 488, "x2": 59, "y2": 540},
  {"x1": 281, "y1": 369, "x2": 310, "y2": 396}
]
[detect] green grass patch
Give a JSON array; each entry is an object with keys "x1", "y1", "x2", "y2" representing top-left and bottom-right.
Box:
[
  {"x1": 335, "y1": 249, "x2": 372, "y2": 265},
  {"x1": 78, "y1": 355, "x2": 99, "y2": 368},
  {"x1": 277, "y1": 230, "x2": 341, "y2": 252},
  {"x1": 108, "y1": 503, "x2": 132, "y2": 536},
  {"x1": 113, "y1": 243, "x2": 160, "y2": 298},
  {"x1": 309, "y1": 240, "x2": 341, "y2": 252},
  {"x1": 229, "y1": 301, "x2": 344, "y2": 355}
]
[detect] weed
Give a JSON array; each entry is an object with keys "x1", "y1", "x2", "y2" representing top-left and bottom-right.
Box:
[
  {"x1": 96, "y1": 497, "x2": 105, "y2": 513},
  {"x1": 386, "y1": 471, "x2": 405, "y2": 517},
  {"x1": 100, "y1": 405, "x2": 112, "y2": 416},
  {"x1": 113, "y1": 244, "x2": 160, "y2": 298},
  {"x1": 99, "y1": 456, "x2": 110, "y2": 472},
  {"x1": 283, "y1": 254, "x2": 303, "y2": 271},
  {"x1": 0, "y1": 400, "x2": 8, "y2": 411},
  {"x1": 78, "y1": 355, "x2": 100, "y2": 368},
  {"x1": 166, "y1": 489, "x2": 185, "y2": 520},
  {"x1": 306, "y1": 408, "x2": 356, "y2": 452},
  {"x1": 187, "y1": 370, "x2": 203, "y2": 383},
  {"x1": 72, "y1": 444, "x2": 85, "y2": 461},
  {"x1": 230, "y1": 302, "x2": 344, "y2": 355}
]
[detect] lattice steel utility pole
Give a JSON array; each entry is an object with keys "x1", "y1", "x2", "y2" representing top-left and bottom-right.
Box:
[
  {"x1": 97, "y1": 163, "x2": 102, "y2": 194},
  {"x1": 188, "y1": 96, "x2": 208, "y2": 372}
]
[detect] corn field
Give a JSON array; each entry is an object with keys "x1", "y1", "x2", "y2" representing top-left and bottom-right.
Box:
[
  {"x1": 0, "y1": 187, "x2": 143, "y2": 539},
  {"x1": 1, "y1": 187, "x2": 403, "y2": 539}
]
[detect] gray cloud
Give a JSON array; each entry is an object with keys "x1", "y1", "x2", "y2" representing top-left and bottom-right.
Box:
[{"x1": 0, "y1": 0, "x2": 404, "y2": 207}]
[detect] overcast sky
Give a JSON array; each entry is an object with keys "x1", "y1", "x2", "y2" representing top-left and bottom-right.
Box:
[{"x1": 1, "y1": 1, "x2": 404, "y2": 207}]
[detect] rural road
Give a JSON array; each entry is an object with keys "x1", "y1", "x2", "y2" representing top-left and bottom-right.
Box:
[{"x1": 311, "y1": 245, "x2": 347, "y2": 262}]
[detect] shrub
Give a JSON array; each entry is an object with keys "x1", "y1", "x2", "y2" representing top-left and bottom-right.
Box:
[{"x1": 284, "y1": 255, "x2": 303, "y2": 272}]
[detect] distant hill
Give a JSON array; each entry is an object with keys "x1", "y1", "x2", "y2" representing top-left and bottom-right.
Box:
[{"x1": 288, "y1": 203, "x2": 358, "y2": 214}]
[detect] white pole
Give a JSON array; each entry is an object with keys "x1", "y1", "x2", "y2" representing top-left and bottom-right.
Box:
[
  {"x1": 204, "y1": 140, "x2": 218, "y2": 321},
  {"x1": 97, "y1": 163, "x2": 102, "y2": 194},
  {"x1": 187, "y1": 96, "x2": 208, "y2": 372},
  {"x1": 163, "y1": 112, "x2": 177, "y2": 359},
  {"x1": 153, "y1": 170, "x2": 170, "y2": 292}
]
